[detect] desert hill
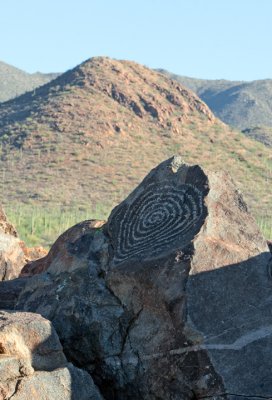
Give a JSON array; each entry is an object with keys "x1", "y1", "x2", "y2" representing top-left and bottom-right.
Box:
[
  {"x1": 241, "y1": 126, "x2": 272, "y2": 147},
  {"x1": 0, "y1": 60, "x2": 59, "y2": 102},
  {"x1": 158, "y1": 69, "x2": 272, "y2": 140},
  {"x1": 0, "y1": 57, "x2": 271, "y2": 235}
]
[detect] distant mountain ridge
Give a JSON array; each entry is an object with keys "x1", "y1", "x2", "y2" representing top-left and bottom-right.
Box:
[
  {"x1": 158, "y1": 69, "x2": 272, "y2": 143},
  {"x1": 1, "y1": 59, "x2": 272, "y2": 148},
  {"x1": 0, "y1": 61, "x2": 59, "y2": 102}
]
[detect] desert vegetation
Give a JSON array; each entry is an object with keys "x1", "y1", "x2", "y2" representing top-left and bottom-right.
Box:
[{"x1": 0, "y1": 57, "x2": 271, "y2": 246}]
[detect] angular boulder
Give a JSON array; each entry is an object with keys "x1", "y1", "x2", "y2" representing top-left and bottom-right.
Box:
[
  {"x1": 6, "y1": 365, "x2": 103, "y2": 400},
  {"x1": 20, "y1": 219, "x2": 105, "y2": 277},
  {"x1": 13, "y1": 156, "x2": 271, "y2": 399},
  {"x1": 0, "y1": 206, "x2": 26, "y2": 280},
  {"x1": 0, "y1": 310, "x2": 103, "y2": 400},
  {"x1": 0, "y1": 205, "x2": 48, "y2": 281}
]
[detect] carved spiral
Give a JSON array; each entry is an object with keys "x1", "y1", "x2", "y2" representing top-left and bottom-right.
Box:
[{"x1": 112, "y1": 182, "x2": 205, "y2": 263}]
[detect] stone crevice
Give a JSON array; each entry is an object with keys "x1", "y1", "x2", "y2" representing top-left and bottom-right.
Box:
[
  {"x1": 120, "y1": 307, "x2": 143, "y2": 356},
  {"x1": 7, "y1": 379, "x2": 22, "y2": 400},
  {"x1": 2, "y1": 261, "x2": 8, "y2": 281}
]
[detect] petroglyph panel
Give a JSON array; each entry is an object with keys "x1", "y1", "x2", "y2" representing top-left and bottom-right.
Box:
[{"x1": 111, "y1": 181, "x2": 205, "y2": 263}]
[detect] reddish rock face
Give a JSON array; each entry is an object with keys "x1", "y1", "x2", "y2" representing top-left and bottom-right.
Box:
[
  {"x1": 3, "y1": 156, "x2": 271, "y2": 399},
  {"x1": 20, "y1": 219, "x2": 105, "y2": 277},
  {"x1": 19, "y1": 243, "x2": 48, "y2": 264}
]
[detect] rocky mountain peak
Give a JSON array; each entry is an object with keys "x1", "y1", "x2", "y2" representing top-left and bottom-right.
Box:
[{"x1": 0, "y1": 58, "x2": 271, "y2": 232}]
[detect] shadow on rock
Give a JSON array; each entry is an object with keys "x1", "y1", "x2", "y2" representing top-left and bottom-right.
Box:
[{"x1": 0, "y1": 310, "x2": 104, "y2": 399}]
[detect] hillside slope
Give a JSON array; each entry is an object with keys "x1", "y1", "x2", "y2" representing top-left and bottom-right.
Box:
[
  {"x1": 242, "y1": 126, "x2": 272, "y2": 147},
  {"x1": 0, "y1": 61, "x2": 59, "y2": 102},
  {"x1": 0, "y1": 57, "x2": 271, "y2": 227},
  {"x1": 158, "y1": 69, "x2": 272, "y2": 134}
]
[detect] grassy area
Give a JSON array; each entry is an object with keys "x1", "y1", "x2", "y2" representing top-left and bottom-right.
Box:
[
  {"x1": 5, "y1": 204, "x2": 110, "y2": 248},
  {"x1": 5, "y1": 203, "x2": 272, "y2": 249},
  {"x1": 257, "y1": 216, "x2": 272, "y2": 241}
]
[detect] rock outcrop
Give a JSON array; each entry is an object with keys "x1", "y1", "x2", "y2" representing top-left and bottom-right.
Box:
[
  {"x1": 2, "y1": 156, "x2": 271, "y2": 398},
  {"x1": 0, "y1": 310, "x2": 103, "y2": 399},
  {"x1": 20, "y1": 243, "x2": 47, "y2": 267},
  {"x1": 0, "y1": 205, "x2": 47, "y2": 281},
  {"x1": 0, "y1": 206, "x2": 26, "y2": 281},
  {"x1": 0, "y1": 206, "x2": 17, "y2": 237},
  {"x1": 21, "y1": 219, "x2": 105, "y2": 277}
]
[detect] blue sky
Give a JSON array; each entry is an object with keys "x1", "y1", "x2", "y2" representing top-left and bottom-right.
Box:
[{"x1": 1, "y1": 0, "x2": 272, "y2": 80}]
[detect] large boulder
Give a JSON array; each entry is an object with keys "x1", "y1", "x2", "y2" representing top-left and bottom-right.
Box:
[
  {"x1": 0, "y1": 310, "x2": 103, "y2": 399},
  {"x1": 0, "y1": 206, "x2": 26, "y2": 280},
  {"x1": 11, "y1": 156, "x2": 271, "y2": 399}
]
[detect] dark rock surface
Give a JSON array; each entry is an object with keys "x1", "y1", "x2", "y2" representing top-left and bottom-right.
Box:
[
  {"x1": 0, "y1": 277, "x2": 28, "y2": 310},
  {"x1": 5, "y1": 156, "x2": 271, "y2": 399}
]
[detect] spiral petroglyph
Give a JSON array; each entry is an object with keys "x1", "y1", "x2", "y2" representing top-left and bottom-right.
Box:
[{"x1": 111, "y1": 181, "x2": 205, "y2": 263}]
